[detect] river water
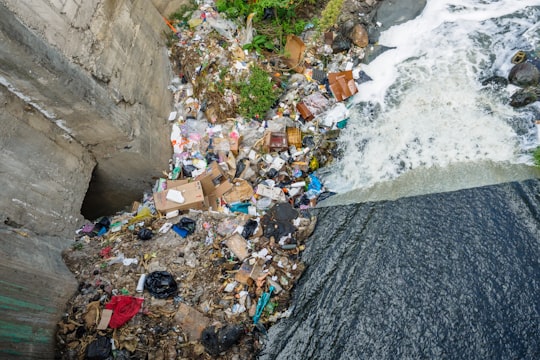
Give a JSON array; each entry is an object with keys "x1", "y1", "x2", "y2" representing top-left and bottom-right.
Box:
[
  {"x1": 320, "y1": 0, "x2": 540, "y2": 203},
  {"x1": 261, "y1": 1, "x2": 540, "y2": 359}
]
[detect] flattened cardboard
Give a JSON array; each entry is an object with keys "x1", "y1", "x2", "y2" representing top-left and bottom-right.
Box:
[
  {"x1": 174, "y1": 303, "x2": 209, "y2": 341},
  {"x1": 328, "y1": 70, "x2": 358, "y2": 101},
  {"x1": 256, "y1": 184, "x2": 286, "y2": 202},
  {"x1": 153, "y1": 181, "x2": 205, "y2": 213},
  {"x1": 223, "y1": 179, "x2": 254, "y2": 204},
  {"x1": 229, "y1": 136, "x2": 242, "y2": 156},
  {"x1": 284, "y1": 35, "x2": 306, "y2": 73},
  {"x1": 225, "y1": 233, "x2": 249, "y2": 261},
  {"x1": 97, "y1": 309, "x2": 113, "y2": 330}
]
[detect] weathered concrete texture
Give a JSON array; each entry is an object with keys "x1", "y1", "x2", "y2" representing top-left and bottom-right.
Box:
[
  {"x1": 0, "y1": 85, "x2": 94, "y2": 237},
  {"x1": 0, "y1": 0, "x2": 173, "y2": 217},
  {"x1": 0, "y1": 226, "x2": 78, "y2": 359},
  {"x1": 0, "y1": 0, "x2": 178, "y2": 358},
  {"x1": 151, "y1": 0, "x2": 190, "y2": 17}
]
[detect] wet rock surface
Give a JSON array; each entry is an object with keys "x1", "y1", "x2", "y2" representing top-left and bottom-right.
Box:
[{"x1": 260, "y1": 180, "x2": 540, "y2": 359}]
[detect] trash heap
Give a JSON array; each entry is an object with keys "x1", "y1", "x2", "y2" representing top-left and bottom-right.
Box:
[{"x1": 58, "y1": 1, "x2": 375, "y2": 359}]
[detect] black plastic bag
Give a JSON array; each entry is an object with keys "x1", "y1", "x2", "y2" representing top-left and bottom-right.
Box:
[
  {"x1": 86, "y1": 336, "x2": 111, "y2": 360},
  {"x1": 201, "y1": 325, "x2": 244, "y2": 356},
  {"x1": 206, "y1": 152, "x2": 219, "y2": 164},
  {"x1": 145, "y1": 271, "x2": 178, "y2": 299},
  {"x1": 241, "y1": 219, "x2": 258, "y2": 239},
  {"x1": 182, "y1": 164, "x2": 197, "y2": 177},
  {"x1": 176, "y1": 217, "x2": 196, "y2": 235},
  {"x1": 137, "y1": 228, "x2": 153, "y2": 241}
]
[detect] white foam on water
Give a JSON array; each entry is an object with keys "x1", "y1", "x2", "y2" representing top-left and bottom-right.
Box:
[{"x1": 323, "y1": 0, "x2": 540, "y2": 193}]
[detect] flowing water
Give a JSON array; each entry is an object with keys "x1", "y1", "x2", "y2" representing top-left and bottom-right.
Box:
[
  {"x1": 320, "y1": 0, "x2": 540, "y2": 204},
  {"x1": 261, "y1": 1, "x2": 540, "y2": 358}
]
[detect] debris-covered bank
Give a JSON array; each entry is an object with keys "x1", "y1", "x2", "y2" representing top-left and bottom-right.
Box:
[{"x1": 56, "y1": 0, "x2": 392, "y2": 358}]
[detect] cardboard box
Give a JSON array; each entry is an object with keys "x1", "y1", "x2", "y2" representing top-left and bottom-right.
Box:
[
  {"x1": 195, "y1": 162, "x2": 233, "y2": 208},
  {"x1": 296, "y1": 102, "x2": 314, "y2": 121},
  {"x1": 153, "y1": 181, "x2": 205, "y2": 213},
  {"x1": 166, "y1": 179, "x2": 189, "y2": 189},
  {"x1": 328, "y1": 70, "x2": 358, "y2": 101}
]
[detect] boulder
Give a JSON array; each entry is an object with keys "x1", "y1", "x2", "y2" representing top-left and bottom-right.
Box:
[
  {"x1": 350, "y1": 24, "x2": 369, "y2": 48},
  {"x1": 508, "y1": 62, "x2": 540, "y2": 87},
  {"x1": 510, "y1": 88, "x2": 538, "y2": 108}
]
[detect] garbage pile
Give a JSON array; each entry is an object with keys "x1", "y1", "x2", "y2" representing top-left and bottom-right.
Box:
[
  {"x1": 59, "y1": 199, "x2": 315, "y2": 359},
  {"x1": 57, "y1": 1, "x2": 376, "y2": 358}
]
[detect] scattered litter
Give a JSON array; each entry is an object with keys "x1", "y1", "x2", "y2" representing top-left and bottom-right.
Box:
[{"x1": 56, "y1": 0, "x2": 385, "y2": 356}]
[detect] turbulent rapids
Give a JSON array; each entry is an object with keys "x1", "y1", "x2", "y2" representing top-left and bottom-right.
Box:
[{"x1": 320, "y1": 0, "x2": 540, "y2": 203}]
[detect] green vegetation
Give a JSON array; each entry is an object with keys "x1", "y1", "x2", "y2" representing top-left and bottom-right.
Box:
[
  {"x1": 319, "y1": 0, "x2": 344, "y2": 32},
  {"x1": 216, "y1": 0, "x2": 251, "y2": 18},
  {"x1": 169, "y1": 0, "x2": 199, "y2": 21},
  {"x1": 235, "y1": 66, "x2": 281, "y2": 119},
  {"x1": 71, "y1": 242, "x2": 83, "y2": 251},
  {"x1": 216, "y1": 0, "x2": 320, "y2": 52},
  {"x1": 533, "y1": 146, "x2": 540, "y2": 166},
  {"x1": 242, "y1": 35, "x2": 275, "y2": 54}
]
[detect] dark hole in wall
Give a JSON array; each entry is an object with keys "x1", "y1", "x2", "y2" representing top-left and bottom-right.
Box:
[{"x1": 80, "y1": 165, "x2": 141, "y2": 221}]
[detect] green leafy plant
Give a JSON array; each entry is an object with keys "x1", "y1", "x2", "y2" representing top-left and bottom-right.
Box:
[
  {"x1": 216, "y1": 0, "x2": 321, "y2": 52},
  {"x1": 216, "y1": 0, "x2": 251, "y2": 18},
  {"x1": 235, "y1": 66, "x2": 281, "y2": 119},
  {"x1": 242, "y1": 35, "x2": 275, "y2": 54},
  {"x1": 533, "y1": 146, "x2": 540, "y2": 166},
  {"x1": 71, "y1": 242, "x2": 83, "y2": 251}
]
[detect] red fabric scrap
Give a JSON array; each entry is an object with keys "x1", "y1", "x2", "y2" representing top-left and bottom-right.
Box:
[
  {"x1": 105, "y1": 296, "x2": 144, "y2": 328},
  {"x1": 99, "y1": 246, "x2": 112, "y2": 258}
]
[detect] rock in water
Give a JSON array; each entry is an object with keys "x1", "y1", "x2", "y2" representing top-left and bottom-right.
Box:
[
  {"x1": 510, "y1": 87, "x2": 538, "y2": 107},
  {"x1": 508, "y1": 62, "x2": 540, "y2": 87}
]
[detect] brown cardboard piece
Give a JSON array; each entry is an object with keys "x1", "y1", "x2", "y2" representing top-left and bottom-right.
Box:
[
  {"x1": 174, "y1": 303, "x2": 210, "y2": 341},
  {"x1": 296, "y1": 92, "x2": 330, "y2": 121},
  {"x1": 153, "y1": 181, "x2": 205, "y2": 213},
  {"x1": 235, "y1": 262, "x2": 254, "y2": 285},
  {"x1": 166, "y1": 179, "x2": 189, "y2": 189},
  {"x1": 296, "y1": 102, "x2": 314, "y2": 121},
  {"x1": 225, "y1": 233, "x2": 249, "y2": 261},
  {"x1": 229, "y1": 136, "x2": 241, "y2": 156},
  {"x1": 195, "y1": 162, "x2": 233, "y2": 209},
  {"x1": 222, "y1": 179, "x2": 254, "y2": 204},
  {"x1": 328, "y1": 70, "x2": 358, "y2": 101},
  {"x1": 284, "y1": 35, "x2": 306, "y2": 73},
  {"x1": 235, "y1": 259, "x2": 265, "y2": 285},
  {"x1": 96, "y1": 309, "x2": 113, "y2": 330}
]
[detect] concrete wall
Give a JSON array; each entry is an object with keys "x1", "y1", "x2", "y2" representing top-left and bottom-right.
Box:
[
  {"x1": 0, "y1": 0, "x2": 176, "y2": 357},
  {"x1": 152, "y1": 0, "x2": 190, "y2": 17},
  {"x1": 0, "y1": 0, "x2": 173, "y2": 219}
]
